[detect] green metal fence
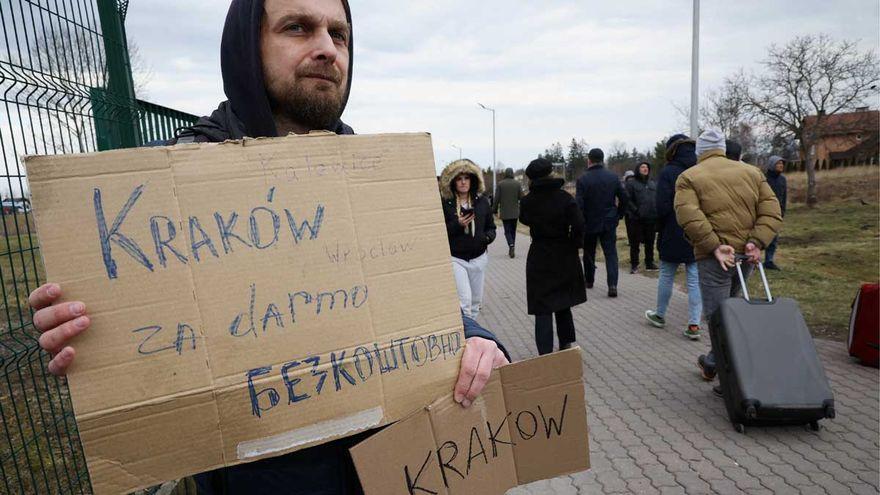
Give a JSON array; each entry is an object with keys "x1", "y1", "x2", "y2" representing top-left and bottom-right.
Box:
[{"x1": 0, "y1": 1, "x2": 197, "y2": 493}]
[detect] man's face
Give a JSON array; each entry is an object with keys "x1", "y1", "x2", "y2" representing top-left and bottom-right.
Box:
[
  {"x1": 455, "y1": 174, "x2": 471, "y2": 194},
  {"x1": 261, "y1": 0, "x2": 350, "y2": 130},
  {"x1": 775, "y1": 160, "x2": 785, "y2": 173},
  {"x1": 639, "y1": 164, "x2": 649, "y2": 176}
]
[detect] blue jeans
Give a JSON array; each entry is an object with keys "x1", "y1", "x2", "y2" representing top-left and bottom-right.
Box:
[
  {"x1": 765, "y1": 236, "x2": 779, "y2": 263},
  {"x1": 583, "y1": 229, "x2": 618, "y2": 287},
  {"x1": 655, "y1": 261, "x2": 702, "y2": 325}
]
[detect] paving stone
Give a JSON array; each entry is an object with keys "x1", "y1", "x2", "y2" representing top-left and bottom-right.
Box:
[{"x1": 482, "y1": 235, "x2": 880, "y2": 495}]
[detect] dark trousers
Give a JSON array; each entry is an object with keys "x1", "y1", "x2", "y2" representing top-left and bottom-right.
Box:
[
  {"x1": 535, "y1": 308, "x2": 575, "y2": 355},
  {"x1": 699, "y1": 259, "x2": 753, "y2": 371},
  {"x1": 765, "y1": 235, "x2": 779, "y2": 263},
  {"x1": 583, "y1": 229, "x2": 619, "y2": 287},
  {"x1": 624, "y1": 217, "x2": 638, "y2": 251},
  {"x1": 629, "y1": 220, "x2": 656, "y2": 268},
  {"x1": 502, "y1": 219, "x2": 518, "y2": 247}
]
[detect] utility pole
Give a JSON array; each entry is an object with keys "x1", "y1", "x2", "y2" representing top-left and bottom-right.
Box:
[
  {"x1": 451, "y1": 144, "x2": 462, "y2": 160},
  {"x1": 690, "y1": 0, "x2": 700, "y2": 139},
  {"x1": 477, "y1": 103, "x2": 497, "y2": 199}
]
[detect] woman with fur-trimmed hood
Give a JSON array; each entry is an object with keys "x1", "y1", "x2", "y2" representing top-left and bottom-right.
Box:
[{"x1": 440, "y1": 159, "x2": 497, "y2": 318}]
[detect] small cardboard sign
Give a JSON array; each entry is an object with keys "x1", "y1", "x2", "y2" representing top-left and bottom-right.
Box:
[
  {"x1": 350, "y1": 348, "x2": 590, "y2": 495},
  {"x1": 25, "y1": 133, "x2": 464, "y2": 494}
]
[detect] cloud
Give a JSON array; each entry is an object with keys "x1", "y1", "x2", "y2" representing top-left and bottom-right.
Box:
[{"x1": 125, "y1": 0, "x2": 880, "y2": 173}]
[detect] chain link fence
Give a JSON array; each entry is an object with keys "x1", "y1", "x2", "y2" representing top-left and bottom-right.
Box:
[{"x1": 0, "y1": 1, "x2": 197, "y2": 492}]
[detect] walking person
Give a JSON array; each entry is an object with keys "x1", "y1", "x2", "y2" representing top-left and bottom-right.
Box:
[
  {"x1": 764, "y1": 156, "x2": 787, "y2": 270},
  {"x1": 495, "y1": 168, "x2": 523, "y2": 258},
  {"x1": 625, "y1": 161, "x2": 659, "y2": 273},
  {"x1": 519, "y1": 158, "x2": 587, "y2": 355},
  {"x1": 725, "y1": 139, "x2": 743, "y2": 162},
  {"x1": 674, "y1": 129, "x2": 782, "y2": 391},
  {"x1": 622, "y1": 171, "x2": 639, "y2": 272},
  {"x1": 644, "y1": 135, "x2": 703, "y2": 340},
  {"x1": 440, "y1": 159, "x2": 497, "y2": 319},
  {"x1": 576, "y1": 148, "x2": 628, "y2": 297}
]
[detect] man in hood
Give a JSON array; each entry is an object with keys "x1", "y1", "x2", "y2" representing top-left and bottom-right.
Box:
[
  {"x1": 624, "y1": 161, "x2": 658, "y2": 273},
  {"x1": 764, "y1": 156, "x2": 788, "y2": 270},
  {"x1": 675, "y1": 129, "x2": 782, "y2": 394},
  {"x1": 27, "y1": 1, "x2": 508, "y2": 493}
]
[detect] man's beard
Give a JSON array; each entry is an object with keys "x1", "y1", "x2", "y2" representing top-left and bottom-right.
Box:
[{"x1": 267, "y1": 77, "x2": 345, "y2": 132}]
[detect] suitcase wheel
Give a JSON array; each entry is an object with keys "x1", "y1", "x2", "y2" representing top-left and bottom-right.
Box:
[
  {"x1": 825, "y1": 404, "x2": 836, "y2": 419},
  {"x1": 809, "y1": 421, "x2": 820, "y2": 432},
  {"x1": 734, "y1": 423, "x2": 746, "y2": 434},
  {"x1": 745, "y1": 404, "x2": 758, "y2": 420}
]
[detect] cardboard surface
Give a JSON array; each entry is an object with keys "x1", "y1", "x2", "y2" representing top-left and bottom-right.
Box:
[
  {"x1": 25, "y1": 133, "x2": 464, "y2": 494},
  {"x1": 350, "y1": 348, "x2": 590, "y2": 495}
]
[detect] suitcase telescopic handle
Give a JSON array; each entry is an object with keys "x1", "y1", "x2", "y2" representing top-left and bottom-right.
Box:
[{"x1": 735, "y1": 255, "x2": 773, "y2": 303}]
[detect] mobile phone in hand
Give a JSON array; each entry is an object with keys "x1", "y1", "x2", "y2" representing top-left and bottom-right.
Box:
[{"x1": 460, "y1": 206, "x2": 474, "y2": 216}]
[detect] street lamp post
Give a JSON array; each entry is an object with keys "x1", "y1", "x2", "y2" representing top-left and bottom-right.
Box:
[
  {"x1": 690, "y1": 0, "x2": 700, "y2": 139},
  {"x1": 477, "y1": 103, "x2": 497, "y2": 199},
  {"x1": 451, "y1": 144, "x2": 462, "y2": 160}
]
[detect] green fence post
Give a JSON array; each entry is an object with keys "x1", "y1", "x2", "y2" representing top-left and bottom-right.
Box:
[{"x1": 95, "y1": 0, "x2": 139, "y2": 150}]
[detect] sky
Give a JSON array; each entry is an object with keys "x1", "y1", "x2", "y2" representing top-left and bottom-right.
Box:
[{"x1": 125, "y1": 0, "x2": 880, "y2": 174}]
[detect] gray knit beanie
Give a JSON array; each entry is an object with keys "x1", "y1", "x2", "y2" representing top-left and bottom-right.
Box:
[{"x1": 696, "y1": 129, "x2": 726, "y2": 157}]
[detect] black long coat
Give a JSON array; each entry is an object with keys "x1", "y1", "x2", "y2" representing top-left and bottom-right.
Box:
[{"x1": 520, "y1": 178, "x2": 587, "y2": 315}]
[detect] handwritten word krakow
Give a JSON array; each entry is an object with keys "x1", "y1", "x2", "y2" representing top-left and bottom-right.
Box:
[
  {"x1": 94, "y1": 184, "x2": 324, "y2": 279},
  {"x1": 405, "y1": 395, "x2": 571, "y2": 495}
]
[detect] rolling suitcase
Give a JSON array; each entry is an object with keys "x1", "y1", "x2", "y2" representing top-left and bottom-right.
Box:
[
  {"x1": 847, "y1": 283, "x2": 879, "y2": 367},
  {"x1": 709, "y1": 257, "x2": 835, "y2": 434}
]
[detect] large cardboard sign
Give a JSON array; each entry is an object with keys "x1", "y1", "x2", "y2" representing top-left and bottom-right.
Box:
[
  {"x1": 26, "y1": 133, "x2": 464, "y2": 494},
  {"x1": 351, "y1": 348, "x2": 590, "y2": 495}
]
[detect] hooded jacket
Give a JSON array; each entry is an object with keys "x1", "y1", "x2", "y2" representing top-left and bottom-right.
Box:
[
  {"x1": 625, "y1": 162, "x2": 657, "y2": 221},
  {"x1": 439, "y1": 160, "x2": 497, "y2": 260},
  {"x1": 656, "y1": 137, "x2": 697, "y2": 263},
  {"x1": 177, "y1": 0, "x2": 355, "y2": 143},
  {"x1": 186, "y1": 3, "x2": 505, "y2": 494},
  {"x1": 765, "y1": 156, "x2": 788, "y2": 216},
  {"x1": 674, "y1": 149, "x2": 783, "y2": 260}
]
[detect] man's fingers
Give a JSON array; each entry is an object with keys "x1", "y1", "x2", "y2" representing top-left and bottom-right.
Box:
[
  {"x1": 462, "y1": 351, "x2": 494, "y2": 408},
  {"x1": 38, "y1": 316, "x2": 89, "y2": 355},
  {"x1": 492, "y1": 348, "x2": 509, "y2": 368},
  {"x1": 47, "y1": 346, "x2": 75, "y2": 376},
  {"x1": 28, "y1": 283, "x2": 61, "y2": 311},
  {"x1": 454, "y1": 343, "x2": 481, "y2": 403},
  {"x1": 32, "y1": 301, "x2": 86, "y2": 332}
]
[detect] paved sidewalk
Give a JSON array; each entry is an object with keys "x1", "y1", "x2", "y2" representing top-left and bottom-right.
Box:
[{"x1": 477, "y1": 233, "x2": 879, "y2": 495}]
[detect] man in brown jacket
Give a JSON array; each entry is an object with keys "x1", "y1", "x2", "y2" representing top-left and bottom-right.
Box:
[{"x1": 674, "y1": 129, "x2": 783, "y2": 392}]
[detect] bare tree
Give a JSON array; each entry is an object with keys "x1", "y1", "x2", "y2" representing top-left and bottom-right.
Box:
[
  {"x1": 700, "y1": 80, "x2": 749, "y2": 136},
  {"x1": 672, "y1": 79, "x2": 760, "y2": 160},
  {"x1": 731, "y1": 34, "x2": 879, "y2": 206},
  {"x1": 28, "y1": 26, "x2": 152, "y2": 154}
]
